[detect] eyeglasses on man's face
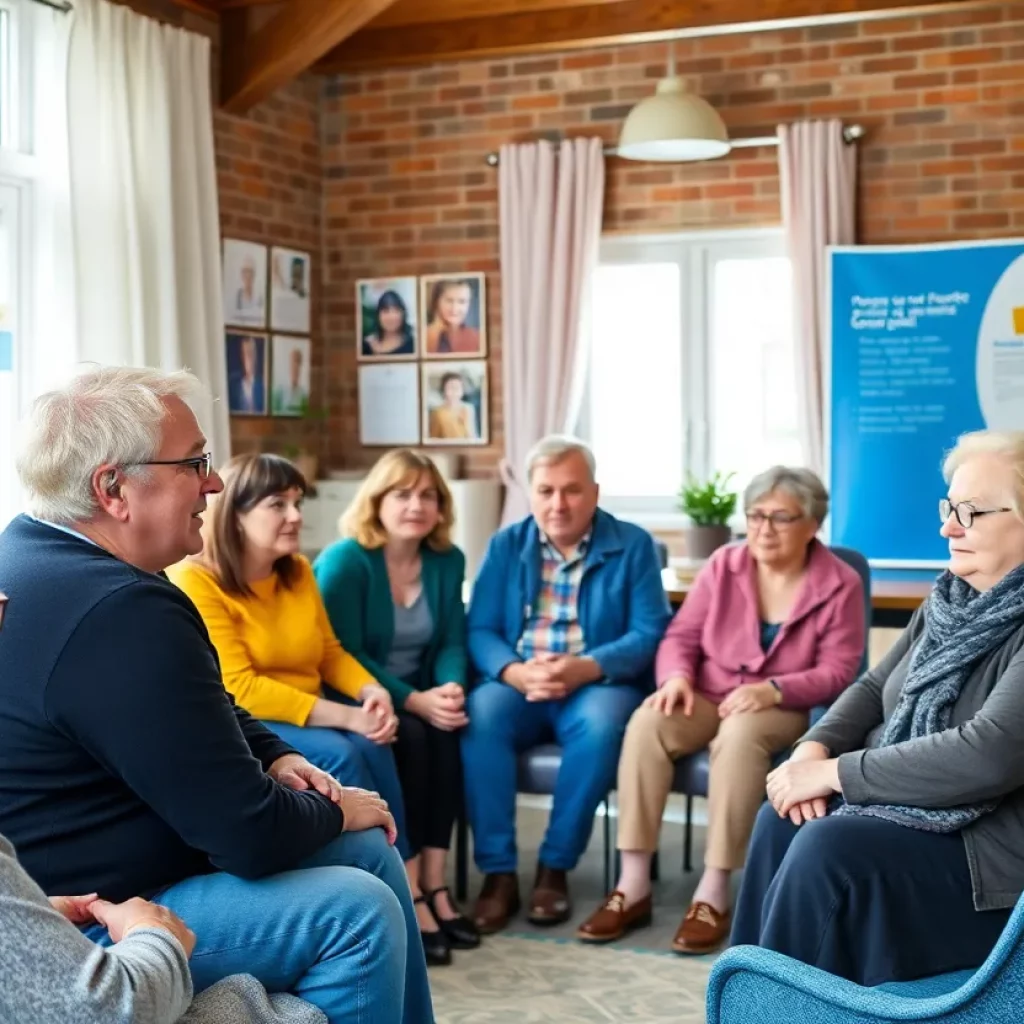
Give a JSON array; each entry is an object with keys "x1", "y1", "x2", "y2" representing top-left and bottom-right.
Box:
[
  {"x1": 939, "y1": 498, "x2": 1012, "y2": 530},
  {"x1": 134, "y1": 453, "x2": 214, "y2": 479},
  {"x1": 745, "y1": 510, "x2": 804, "y2": 529}
]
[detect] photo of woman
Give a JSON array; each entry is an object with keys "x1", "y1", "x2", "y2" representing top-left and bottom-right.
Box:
[
  {"x1": 357, "y1": 277, "x2": 418, "y2": 361},
  {"x1": 420, "y1": 273, "x2": 486, "y2": 358},
  {"x1": 421, "y1": 360, "x2": 488, "y2": 446}
]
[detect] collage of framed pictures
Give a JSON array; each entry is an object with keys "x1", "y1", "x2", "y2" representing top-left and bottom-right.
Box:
[
  {"x1": 355, "y1": 272, "x2": 489, "y2": 447},
  {"x1": 222, "y1": 238, "x2": 313, "y2": 418}
]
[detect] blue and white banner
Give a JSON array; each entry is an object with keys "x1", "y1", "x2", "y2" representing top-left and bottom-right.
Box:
[{"x1": 828, "y1": 240, "x2": 1024, "y2": 565}]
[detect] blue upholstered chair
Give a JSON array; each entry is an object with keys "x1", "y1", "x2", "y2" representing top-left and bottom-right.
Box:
[
  {"x1": 706, "y1": 890, "x2": 1024, "y2": 1024},
  {"x1": 670, "y1": 544, "x2": 872, "y2": 871}
]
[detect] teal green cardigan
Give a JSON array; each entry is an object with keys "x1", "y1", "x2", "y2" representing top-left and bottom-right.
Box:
[{"x1": 312, "y1": 537, "x2": 467, "y2": 706}]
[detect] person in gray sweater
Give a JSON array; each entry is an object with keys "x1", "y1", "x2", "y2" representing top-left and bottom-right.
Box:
[
  {"x1": 0, "y1": 832, "x2": 325, "y2": 1024},
  {"x1": 731, "y1": 429, "x2": 1024, "y2": 986}
]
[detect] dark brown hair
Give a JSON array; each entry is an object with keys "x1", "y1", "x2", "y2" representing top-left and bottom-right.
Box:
[{"x1": 199, "y1": 453, "x2": 307, "y2": 596}]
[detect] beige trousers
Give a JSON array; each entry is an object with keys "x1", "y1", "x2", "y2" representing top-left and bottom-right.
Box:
[{"x1": 616, "y1": 694, "x2": 808, "y2": 871}]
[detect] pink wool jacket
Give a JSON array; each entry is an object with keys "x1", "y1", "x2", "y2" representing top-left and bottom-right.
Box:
[{"x1": 655, "y1": 540, "x2": 866, "y2": 708}]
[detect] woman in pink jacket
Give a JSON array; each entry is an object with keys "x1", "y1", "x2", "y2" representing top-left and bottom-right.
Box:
[{"x1": 576, "y1": 467, "x2": 865, "y2": 954}]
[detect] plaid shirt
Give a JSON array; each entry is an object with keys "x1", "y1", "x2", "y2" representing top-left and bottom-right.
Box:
[{"x1": 516, "y1": 531, "x2": 591, "y2": 659}]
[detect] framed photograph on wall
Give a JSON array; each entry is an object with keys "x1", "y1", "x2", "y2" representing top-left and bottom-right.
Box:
[
  {"x1": 359, "y1": 362, "x2": 421, "y2": 446},
  {"x1": 420, "y1": 272, "x2": 486, "y2": 359},
  {"x1": 421, "y1": 359, "x2": 489, "y2": 446},
  {"x1": 270, "y1": 335, "x2": 311, "y2": 417},
  {"x1": 225, "y1": 331, "x2": 269, "y2": 416},
  {"x1": 356, "y1": 276, "x2": 418, "y2": 361},
  {"x1": 270, "y1": 246, "x2": 312, "y2": 334},
  {"x1": 222, "y1": 239, "x2": 267, "y2": 328}
]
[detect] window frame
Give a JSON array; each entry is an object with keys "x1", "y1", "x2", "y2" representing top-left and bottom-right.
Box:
[{"x1": 578, "y1": 226, "x2": 791, "y2": 527}]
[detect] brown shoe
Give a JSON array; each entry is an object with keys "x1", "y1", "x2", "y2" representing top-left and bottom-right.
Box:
[
  {"x1": 472, "y1": 872, "x2": 520, "y2": 935},
  {"x1": 671, "y1": 901, "x2": 731, "y2": 954},
  {"x1": 528, "y1": 864, "x2": 572, "y2": 925},
  {"x1": 576, "y1": 890, "x2": 653, "y2": 944}
]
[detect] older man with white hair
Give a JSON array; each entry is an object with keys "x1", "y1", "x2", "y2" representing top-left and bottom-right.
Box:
[
  {"x1": 463, "y1": 435, "x2": 671, "y2": 934},
  {"x1": 0, "y1": 366, "x2": 433, "y2": 1024}
]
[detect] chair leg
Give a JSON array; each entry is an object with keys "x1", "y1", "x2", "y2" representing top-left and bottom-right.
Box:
[
  {"x1": 455, "y1": 811, "x2": 469, "y2": 902},
  {"x1": 602, "y1": 796, "x2": 612, "y2": 894},
  {"x1": 651, "y1": 850, "x2": 660, "y2": 882},
  {"x1": 683, "y1": 794, "x2": 694, "y2": 873}
]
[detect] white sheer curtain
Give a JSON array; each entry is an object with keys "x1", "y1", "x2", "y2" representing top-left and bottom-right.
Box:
[
  {"x1": 67, "y1": 0, "x2": 230, "y2": 461},
  {"x1": 498, "y1": 138, "x2": 605, "y2": 525}
]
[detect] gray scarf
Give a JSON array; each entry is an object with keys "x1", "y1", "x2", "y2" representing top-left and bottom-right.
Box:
[{"x1": 834, "y1": 563, "x2": 1024, "y2": 833}]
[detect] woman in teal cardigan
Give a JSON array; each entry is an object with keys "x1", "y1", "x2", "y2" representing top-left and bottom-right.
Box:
[{"x1": 313, "y1": 449, "x2": 479, "y2": 967}]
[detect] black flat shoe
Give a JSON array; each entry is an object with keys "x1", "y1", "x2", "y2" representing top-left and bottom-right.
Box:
[
  {"x1": 426, "y1": 886, "x2": 481, "y2": 950},
  {"x1": 414, "y1": 896, "x2": 452, "y2": 966}
]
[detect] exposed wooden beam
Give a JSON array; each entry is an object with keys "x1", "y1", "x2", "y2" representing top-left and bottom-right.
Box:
[
  {"x1": 370, "y1": 0, "x2": 630, "y2": 29},
  {"x1": 221, "y1": 0, "x2": 399, "y2": 114},
  {"x1": 317, "y1": 0, "x2": 991, "y2": 71}
]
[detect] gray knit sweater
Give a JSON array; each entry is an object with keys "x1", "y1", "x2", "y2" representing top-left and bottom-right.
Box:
[{"x1": 0, "y1": 834, "x2": 325, "y2": 1024}]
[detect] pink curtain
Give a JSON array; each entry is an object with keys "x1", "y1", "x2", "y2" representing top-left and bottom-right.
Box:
[
  {"x1": 498, "y1": 137, "x2": 605, "y2": 525},
  {"x1": 778, "y1": 120, "x2": 857, "y2": 475}
]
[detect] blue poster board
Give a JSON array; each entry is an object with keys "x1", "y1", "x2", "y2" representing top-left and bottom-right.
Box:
[
  {"x1": 0, "y1": 331, "x2": 11, "y2": 371},
  {"x1": 828, "y1": 241, "x2": 1024, "y2": 565}
]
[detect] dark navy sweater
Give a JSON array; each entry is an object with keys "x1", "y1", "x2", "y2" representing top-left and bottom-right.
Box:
[{"x1": 0, "y1": 515, "x2": 343, "y2": 902}]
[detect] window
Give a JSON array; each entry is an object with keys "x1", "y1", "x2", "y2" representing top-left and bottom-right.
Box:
[
  {"x1": 0, "y1": 0, "x2": 71, "y2": 528},
  {"x1": 578, "y1": 230, "x2": 801, "y2": 523}
]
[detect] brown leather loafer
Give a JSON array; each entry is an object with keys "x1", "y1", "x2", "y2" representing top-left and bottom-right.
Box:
[
  {"x1": 671, "y1": 901, "x2": 731, "y2": 955},
  {"x1": 472, "y1": 872, "x2": 520, "y2": 935},
  {"x1": 576, "y1": 890, "x2": 653, "y2": 944},
  {"x1": 528, "y1": 864, "x2": 571, "y2": 926}
]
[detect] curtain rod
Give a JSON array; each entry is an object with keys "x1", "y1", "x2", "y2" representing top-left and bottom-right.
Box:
[
  {"x1": 484, "y1": 123, "x2": 864, "y2": 167},
  {"x1": 28, "y1": 0, "x2": 73, "y2": 11}
]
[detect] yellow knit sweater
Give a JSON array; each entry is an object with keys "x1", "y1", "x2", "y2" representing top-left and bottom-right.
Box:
[{"x1": 167, "y1": 556, "x2": 373, "y2": 726}]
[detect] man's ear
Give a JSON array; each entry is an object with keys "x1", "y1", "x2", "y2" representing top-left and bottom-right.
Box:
[{"x1": 92, "y1": 466, "x2": 129, "y2": 520}]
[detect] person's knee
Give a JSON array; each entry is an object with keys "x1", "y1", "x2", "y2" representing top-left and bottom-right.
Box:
[
  {"x1": 783, "y1": 816, "x2": 877, "y2": 884},
  {"x1": 465, "y1": 680, "x2": 523, "y2": 738},
  {"x1": 711, "y1": 712, "x2": 774, "y2": 756},
  {"x1": 303, "y1": 729, "x2": 372, "y2": 787},
  {"x1": 622, "y1": 704, "x2": 670, "y2": 754},
  {"x1": 564, "y1": 691, "x2": 639, "y2": 752}
]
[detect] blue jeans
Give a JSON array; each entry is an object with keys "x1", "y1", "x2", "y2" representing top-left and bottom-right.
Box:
[
  {"x1": 263, "y1": 719, "x2": 411, "y2": 861},
  {"x1": 87, "y1": 830, "x2": 434, "y2": 1024},
  {"x1": 462, "y1": 679, "x2": 644, "y2": 873}
]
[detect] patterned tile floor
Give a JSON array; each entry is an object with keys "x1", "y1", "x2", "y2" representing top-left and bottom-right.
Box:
[{"x1": 434, "y1": 801, "x2": 729, "y2": 1022}]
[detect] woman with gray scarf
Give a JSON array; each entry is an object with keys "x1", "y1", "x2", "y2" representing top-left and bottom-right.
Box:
[
  {"x1": 0, "y1": 832, "x2": 325, "y2": 1024},
  {"x1": 731, "y1": 429, "x2": 1024, "y2": 986}
]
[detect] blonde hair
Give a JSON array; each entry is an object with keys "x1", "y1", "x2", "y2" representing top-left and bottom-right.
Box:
[
  {"x1": 943, "y1": 429, "x2": 1024, "y2": 518},
  {"x1": 341, "y1": 449, "x2": 455, "y2": 550}
]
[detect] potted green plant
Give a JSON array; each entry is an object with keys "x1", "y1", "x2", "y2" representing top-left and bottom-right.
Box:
[
  {"x1": 281, "y1": 399, "x2": 329, "y2": 484},
  {"x1": 678, "y1": 471, "x2": 738, "y2": 559}
]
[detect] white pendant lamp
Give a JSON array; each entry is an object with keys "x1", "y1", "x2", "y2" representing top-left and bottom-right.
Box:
[{"x1": 617, "y1": 75, "x2": 731, "y2": 163}]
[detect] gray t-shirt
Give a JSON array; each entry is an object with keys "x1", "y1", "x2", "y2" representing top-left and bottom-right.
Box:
[{"x1": 385, "y1": 592, "x2": 434, "y2": 683}]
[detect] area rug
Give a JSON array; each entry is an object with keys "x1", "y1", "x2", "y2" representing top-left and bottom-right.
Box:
[{"x1": 432, "y1": 932, "x2": 714, "y2": 1022}]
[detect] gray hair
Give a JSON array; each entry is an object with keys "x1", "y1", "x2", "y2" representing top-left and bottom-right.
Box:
[
  {"x1": 525, "y1": 435, "x2": 597, "y2": 483},
  {"x1": 16, "y1": 365, "x2": 205, "y2": 524},
  {"x1": 744, "y1": 465, "x2": 829, "y2": 524},
  {"x1": 943, "y1": 429, "x2": 1024, "y2": 518}
]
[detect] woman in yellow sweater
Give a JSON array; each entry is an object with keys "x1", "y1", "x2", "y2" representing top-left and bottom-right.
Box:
[{"x1": 167, "y1": 453, "x2": 409, "y2": 864}]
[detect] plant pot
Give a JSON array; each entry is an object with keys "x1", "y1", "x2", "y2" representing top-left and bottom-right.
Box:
[{"x1": 683, "y1": 524, "x2": 732, "y2": 560}]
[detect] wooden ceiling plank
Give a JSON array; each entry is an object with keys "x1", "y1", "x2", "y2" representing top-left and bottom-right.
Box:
[
  {"x1": 316, "y1": 0, "x2": 989, "y2": 70},
  {"x1": 220, "y1": 0, "x2": 399, "y2": 113},
  {"x1": 370, "y1": 0, "x2": 631, "y2": 29}
]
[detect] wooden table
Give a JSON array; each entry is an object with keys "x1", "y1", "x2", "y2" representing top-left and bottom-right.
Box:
[{"x1": 663, "y1": 568, "x2": 935, "y2": 628}]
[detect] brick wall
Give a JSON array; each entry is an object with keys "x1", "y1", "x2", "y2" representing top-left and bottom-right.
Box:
[
  {"x1": 320, "y1": 4, "x2": 1024, "y2": 477},
  {"x1": 215, "y1": 78, "x2": 327, "y2": 463}
]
